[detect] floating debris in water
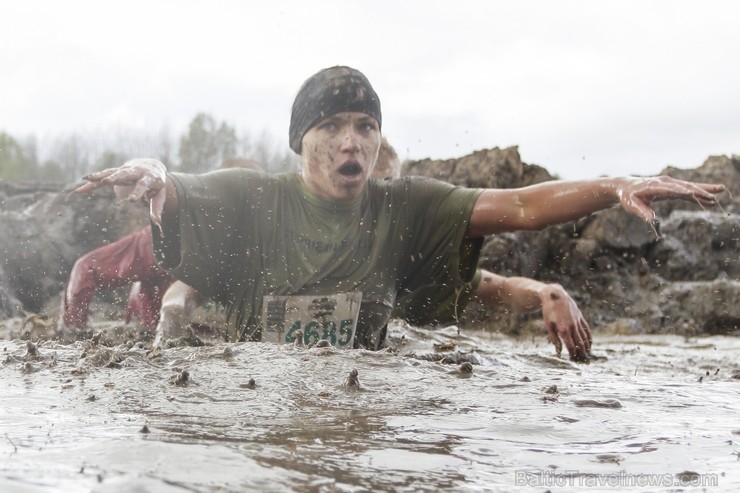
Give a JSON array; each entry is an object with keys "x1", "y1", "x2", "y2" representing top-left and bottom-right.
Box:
[
  {"x1": 676, "y1": 471, "x2": 701, "y2": 483},
  {"x1": 293, "y1": 329, "x2": 304, "y2": 348},
  {"x1": 573, "y1": 398, "x2": 623, "y2": 409},
  {"x1": 25, "y1": 340, "x2": 39, "y2": 359},
  {"x1": 171, "y1": 369, "x2": 190, "y2": 386},
  {"x1": 344, "y1": 369, "x2": 361, "y2": 388},
  {"x1": 457, "y1": 361, "x2": 473, "y2": 378},
  {"x1": 90, "y1": 331, "x2": 104, "y2": 345},
  {"x1": 595, "y1": 454, "x2": 623, "y2": 464},
  {"x1": 434, "y1": 341, "x2": 456, "y2": 352}
]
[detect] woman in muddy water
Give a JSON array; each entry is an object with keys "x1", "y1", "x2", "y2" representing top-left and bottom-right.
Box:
[{"x1": 73, "y1": 65, "x2": 726, "y2": 359}]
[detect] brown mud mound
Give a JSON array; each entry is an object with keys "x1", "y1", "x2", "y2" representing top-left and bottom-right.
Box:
[
  {"x1": 0, "y1": 181, "x2": 147, "y2": 318},
  {"x1": 404, "y1": 149, "x2": 739, "y2": 337}
]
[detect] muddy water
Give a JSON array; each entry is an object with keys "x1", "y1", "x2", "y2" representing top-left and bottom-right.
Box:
[{"x1": 1, "y1": 322, "x2": 739, "y2": 492}]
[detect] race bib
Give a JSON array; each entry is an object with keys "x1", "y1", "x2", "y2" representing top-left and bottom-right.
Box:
[{"x1": 261, "y1": 292, "x2": 363, "y2": 349}]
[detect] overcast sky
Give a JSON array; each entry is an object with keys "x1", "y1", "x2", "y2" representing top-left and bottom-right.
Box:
[{"x1": 3, "y1": 0, "x2": 739, "y2": 179}]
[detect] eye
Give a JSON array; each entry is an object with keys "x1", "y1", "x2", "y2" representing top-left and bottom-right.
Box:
[
  {"x1": 319, "y1": 121, "x2": 337, "y2": 132},
  {"x1": 358, "y1": 121, "x2": 378, "y2": 133}
]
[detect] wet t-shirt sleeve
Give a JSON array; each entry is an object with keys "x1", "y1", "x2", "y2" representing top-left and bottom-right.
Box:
[
  {"x1": 393, "y1": 177, "x2": 484, "y2": 292},
  {"x1": 152, "y1": 169, "x2": 259, "y2": 304}
]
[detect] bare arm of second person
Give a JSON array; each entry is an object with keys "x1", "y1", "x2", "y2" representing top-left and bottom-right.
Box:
[{"x1": 475, "y1": 271, "x2": 591, "y2": 361}]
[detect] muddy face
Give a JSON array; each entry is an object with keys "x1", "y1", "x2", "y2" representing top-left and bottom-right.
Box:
[{"x1": 300, "y1": 112, "x2": 380, "y2": 202}]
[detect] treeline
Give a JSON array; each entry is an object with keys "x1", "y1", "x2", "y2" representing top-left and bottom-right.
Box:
[{"x1": 0, "y1": 112, "x2": 299, "y2": 183}]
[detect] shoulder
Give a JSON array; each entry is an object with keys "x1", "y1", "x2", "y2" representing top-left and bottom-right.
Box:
[
  {"x1": 170, "y1": 169, "x2": 297, "y2": 195},
  {"x1": 368, "y1": 175, "x2": 454, "y2": 193},
  {"x1": 368, "y1": 176, "x2": 477, "y2": 201}
]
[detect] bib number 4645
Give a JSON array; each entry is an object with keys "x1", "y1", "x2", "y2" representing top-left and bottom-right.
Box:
[
  {"x1": 261, "y1": 292, "x2": 362, "y2": 349},
  {"x1": 285, "y1": 319, "x2": 354, "y2": 347}
]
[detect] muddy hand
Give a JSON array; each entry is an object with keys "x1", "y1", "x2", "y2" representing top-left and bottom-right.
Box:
[
  {"x1": 616, "y1": 176, "x2": 725, "y2": 226},
  {"x1": 74, "y1": 158, "x2": 168, "y2": 226},
  {"x1": 541, "y1": 284, "x2": 592, "y2": 362}
]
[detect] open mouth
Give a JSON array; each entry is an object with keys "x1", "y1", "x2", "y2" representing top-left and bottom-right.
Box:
[{"x1": 338, "y1": 161, "x2": 363, "y2": 177}]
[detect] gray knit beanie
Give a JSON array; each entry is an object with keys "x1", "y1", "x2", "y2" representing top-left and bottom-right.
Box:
[{"x1": 289, "y1": 66, "x2": 382, "y2": 154}]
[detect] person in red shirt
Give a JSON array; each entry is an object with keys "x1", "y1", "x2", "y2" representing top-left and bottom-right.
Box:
[
  {"x1": 61, "y1": 225, "x2": 174, "y2": 330},
  {"x1": 61, "y1": 158, "x2": 263, "y2": 332}
]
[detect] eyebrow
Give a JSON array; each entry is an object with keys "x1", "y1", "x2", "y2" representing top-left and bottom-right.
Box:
[
  {"x1": 321, "y1": 114, "x2": 376, "y2": 125},
  {"x1": 355, "y1": 115, "x2": 378, "y2": 126}
]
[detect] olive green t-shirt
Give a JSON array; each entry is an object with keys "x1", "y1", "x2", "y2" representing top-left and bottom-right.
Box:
[
  {"x1": 153, "y1": 169, "x2": 483, "y2": 349},
  {"x1": 392, "y1": 269, "x2": 483, "y2": 326}
]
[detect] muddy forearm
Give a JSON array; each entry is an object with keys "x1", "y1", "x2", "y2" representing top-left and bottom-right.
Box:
[
  {"x1": 469, "y1": 178, "x2": 625, "y2": 236},
  {"x1": 498, "y1": 276, "x2": 552, "y2": 313},
  {"x1": 476, "y1": 272, "x2": 547, "y2": 313},
  {"x1": 516, "y1": 178, "x2": 625, "y2": 227}
]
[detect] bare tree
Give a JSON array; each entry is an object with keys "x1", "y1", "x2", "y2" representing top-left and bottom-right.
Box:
[
  {"x1": 0, "y1": 132, "x2": 37, "y2": 181},
  {"x1": 177, "y1": 113, "x2": 238, "y2": 173}
]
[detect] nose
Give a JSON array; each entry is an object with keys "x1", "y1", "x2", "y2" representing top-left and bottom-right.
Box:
[{"x1": 340, "y1": 128, "x2": 361, "y2": 153}]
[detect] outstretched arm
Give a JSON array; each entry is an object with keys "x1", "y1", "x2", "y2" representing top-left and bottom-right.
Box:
[
  {"x1": 474, "y1": 270, "x2": 591, "y2": 361},
  {"x1": 467, "y1": 175, "x2": 725, "y2": 237},
  {"x1": 73, "y1": 158, "x2": 178, "y2": 227}
]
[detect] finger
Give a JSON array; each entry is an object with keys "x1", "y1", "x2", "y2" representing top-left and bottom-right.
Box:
[
  {"x1": 100, "y1": 167, "x2": 147, "y2": 188},
  {"x1": 82, "y1": 167, "x2": 120, "y2": 182},
  {"x1": 691, "y1": 193, "x2": 721, "y2": 207},
  {"x1": 547, "y1": 322, "x2": 562, "y2": 357},
  {"x1": 684, "y1": 182, "x2": 725, "y2": 198},
  {"x1": 682, "y1": 189, "x2": 720, "y2": 206},
  {"x1": 150, "y1": 189, "x2": 166, "y2": 227},
  {"x1": 581, "y1": 319, "x2": 593, "y2": 352},
  {"x1": 559, "y1": 323, "x2": 579, "y2": 360},
  {"x1": 577, "y1": 320, "x2": 591, "y2": 354},
  {"x1": 71, "y1": 181, "x2": 107, "y2": 195},
  {"x1": 653, "y1": 180, "x2": 724, "y2": 206},
  {"x1": 620, "y1": 196, "x2": 657, "y2": 224},
  {"x1": 72, "y1": 167, "x2": 137, "y2": 196},
  {"x1": 127, "y1": 175, "x2": 157, "y2": 202},
  {"x1": 564, "y1": 323, "x2": 589, "y2": 362}
]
